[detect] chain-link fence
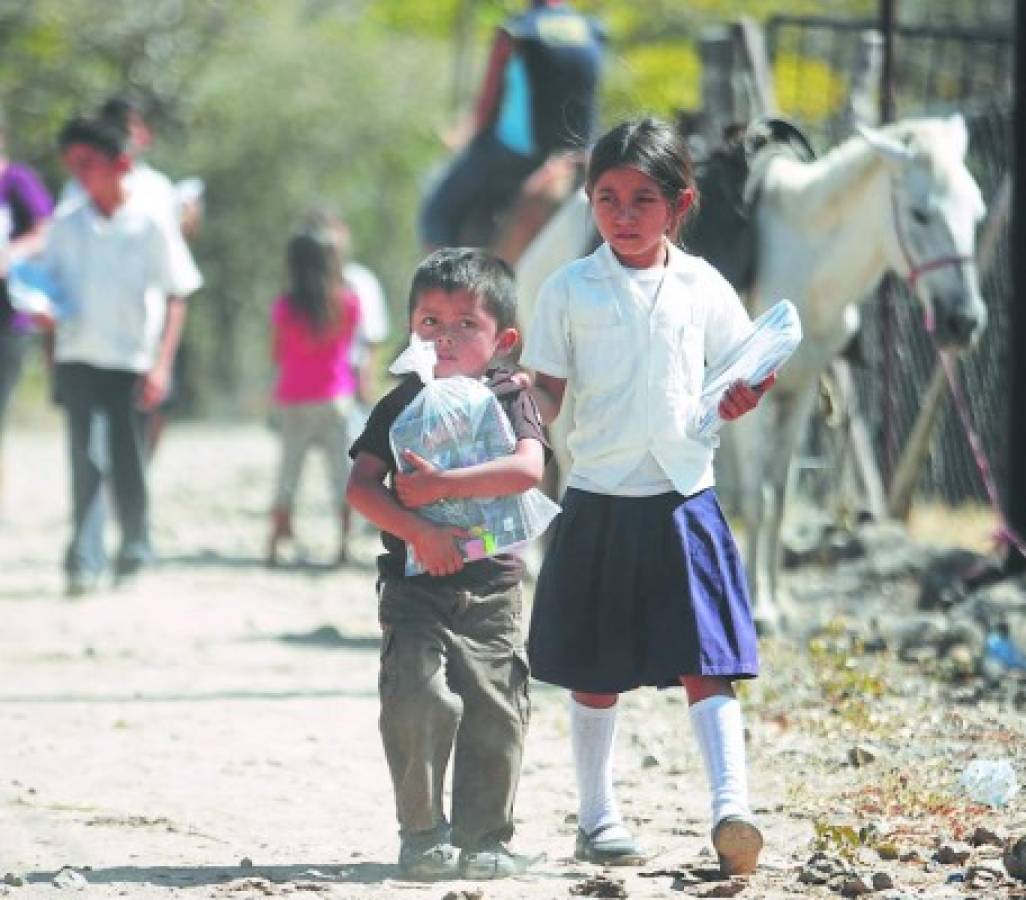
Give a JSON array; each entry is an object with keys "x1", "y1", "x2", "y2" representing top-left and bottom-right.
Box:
[{"x1": 765, "y1": 14, "x2": 1015, "y2": 507}]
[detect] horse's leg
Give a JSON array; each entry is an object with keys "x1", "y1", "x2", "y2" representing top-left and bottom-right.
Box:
[
  {"x1": 492, "y1": 156, "x2": 578, "y2": 266},
  {"x1": 728, "y1": 407, "x2": 771, "y2": 630},
  {"x1": 730, "y1": 387, "x2": 812, "y2": 634},
  {"x1": 713, "y1": 427, "x2": 743, "y2": 516},
  {"x1": 760, "y1": 388, "x2": 817, "y2": 631}
]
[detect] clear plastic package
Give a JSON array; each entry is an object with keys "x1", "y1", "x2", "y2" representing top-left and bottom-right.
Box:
[
  {"x1": 692, "y1": 298, "x2": 803, "y2": 439},
  {"x1": 388, "y1": 338, "x2": 561, "y2": 576}
]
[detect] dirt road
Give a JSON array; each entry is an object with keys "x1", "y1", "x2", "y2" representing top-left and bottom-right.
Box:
[{"x1": 2, "y1": 422, "x2": 1023, "y2": 899}]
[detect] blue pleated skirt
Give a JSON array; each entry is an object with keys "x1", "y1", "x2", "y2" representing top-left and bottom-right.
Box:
[{"x1": 527, "y1": 487, "x2": 759, "y2": 692}]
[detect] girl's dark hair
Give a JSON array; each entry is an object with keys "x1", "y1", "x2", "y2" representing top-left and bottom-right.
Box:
[
  {"x1": 408, "y1": 247, "x2": 517, "y2": 331},
  {"x1": 286, "y1": 227, "x2": 343, "y2": 334},
  {"x1": 586, "y1": 117, "x2": 700, "y2": 239}
]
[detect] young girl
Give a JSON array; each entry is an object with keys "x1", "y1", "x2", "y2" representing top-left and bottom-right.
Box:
[
  {"x1": 520, "y1": 118, "x2": 774, "y2": 875},
  {"x1": 267, "y1": 224, "x2": 362, "y2": 566}
]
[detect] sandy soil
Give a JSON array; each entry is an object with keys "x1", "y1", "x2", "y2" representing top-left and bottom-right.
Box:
[{"x1": 2, "y1": 420, "x2": 1024, "y2": 899}]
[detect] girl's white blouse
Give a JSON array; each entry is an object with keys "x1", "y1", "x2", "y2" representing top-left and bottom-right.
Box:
[{"x1": 522, "y1": 241, "x2": 754, "y2": 497}]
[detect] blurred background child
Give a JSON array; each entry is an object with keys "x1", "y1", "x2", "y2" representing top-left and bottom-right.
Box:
[
  {"x1": 0, "y1": 108, "x2": 53, "y2": 522},
  {"x1": 267, "y1": 223, "x2": 362, "y2": 567}
]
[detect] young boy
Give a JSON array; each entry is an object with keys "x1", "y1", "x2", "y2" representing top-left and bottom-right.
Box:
[
  {"x1": 346, "y1": 248, "x2": 548, "y2": 880},
  {"x1": 41, "y1": 115, "x2": 201, "y2": 594}
]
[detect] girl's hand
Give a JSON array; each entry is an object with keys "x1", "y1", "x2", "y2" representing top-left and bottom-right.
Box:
[
  {"x1": 395, "y1": 450, "x2": 447, "y2": 507},
  {"x1": 718, "y1": 373, "x2": 776, "y2": 421},
  {"x1": 510, "y1": 369, "x2": 533, "y2": 391},
  {"x1": 410, "y1": 521, "x2": 469, "y2": 576}
]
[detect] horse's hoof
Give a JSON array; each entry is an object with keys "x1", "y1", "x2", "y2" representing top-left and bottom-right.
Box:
[{"x1": 754, "y1": 605, "x2": 792, "y2": 637}]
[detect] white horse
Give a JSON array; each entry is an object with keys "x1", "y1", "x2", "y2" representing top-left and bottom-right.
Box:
[{"x1": 516, "y1": 116, "x2": 988, "y2": 631}]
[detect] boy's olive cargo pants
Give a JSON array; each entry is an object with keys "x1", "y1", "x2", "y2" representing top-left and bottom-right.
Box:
[{"x1": 377, "y1": 577, "x2": 530, "y2": 849}]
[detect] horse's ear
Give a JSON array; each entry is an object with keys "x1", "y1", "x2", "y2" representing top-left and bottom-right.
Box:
[
  {"x1": 947, "y1": 113, "x2": 969, "y2": 159},
  {"x1": 856, "y1": 123, "x2": 914, "y2": 164}
]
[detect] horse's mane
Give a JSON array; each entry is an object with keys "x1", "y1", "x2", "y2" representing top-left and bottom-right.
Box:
[{"x1": 763, "y1": 118, "x2": 969, "y2": 224}]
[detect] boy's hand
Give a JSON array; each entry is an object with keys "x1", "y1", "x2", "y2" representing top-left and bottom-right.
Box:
[
  {"x1": 137, "y1": 361, "x2": 171, "y2": 411},
  {"x1": 719, "y1": 373, "x2": 776, "y2": 421},
  {"x1": 29, "y1": 311, "x2": 56, "y2": 332},
  {"x1": 396, "y1": 450, "x2": 448, "y2": 507},
  {"x1": 410, "y1": 520, "x2": 469, "y2": 576}
]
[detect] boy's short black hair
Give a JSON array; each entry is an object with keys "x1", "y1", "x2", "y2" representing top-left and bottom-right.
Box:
[
  {"x1": 57, "y1": 115, "x2": 129, "y2": 158},
  {"x1": 408, "y1": 247, "x2": 517, "y2": 331}
]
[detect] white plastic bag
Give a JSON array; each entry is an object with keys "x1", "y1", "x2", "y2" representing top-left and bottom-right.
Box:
[
  {"x1": 959, "y1": 759, "x2": 1019, "y2": 808},
  {"x1": 692, "y1": 298, "x2": 802, "y2": 439},
  {"x1": 7, "y1": 259, "x2": 62, "y2": 318},
  {"x1": 388, "y1": 339, "x2": 560, "y2": 576}
]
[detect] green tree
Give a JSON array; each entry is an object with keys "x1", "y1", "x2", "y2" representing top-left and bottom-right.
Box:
[{"x1": 4, "y1": 0, "x2": 1006, "y2": 413}]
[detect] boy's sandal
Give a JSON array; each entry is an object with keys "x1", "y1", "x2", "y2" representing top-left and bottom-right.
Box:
[
  {"x1": 711, "y1": 815, "x2": 763, "y2": 876},
  {"x1": 459, "y1": 843, "x2": 541, "y2": 880},
  {"x1": 398, "y1": 841, "x2": 460, "y2": 881},
  {"x1": 574, "y1": 823, "x2": 647, "y2": 865}
]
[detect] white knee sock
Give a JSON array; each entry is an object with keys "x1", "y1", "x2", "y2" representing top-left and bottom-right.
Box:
[
  {"x1": 689, "y1": 695, "x2": 752, "y2": 825},
  {"x1": 570, "y1": 697, "x2": 622, "y2": 835}
]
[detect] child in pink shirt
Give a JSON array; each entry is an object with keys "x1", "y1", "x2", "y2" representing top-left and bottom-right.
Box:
[{"x1": 268, "y1": 224, "x2": 361, "y2": 566}]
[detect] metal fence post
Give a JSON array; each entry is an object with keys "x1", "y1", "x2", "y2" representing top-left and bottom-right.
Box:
[
  {"x1": 1007, "y1": 4, "x2": 1026, "y2": 573},
  {"x1": 878, "y1": 0, "x2": 898, "y2": 489}
]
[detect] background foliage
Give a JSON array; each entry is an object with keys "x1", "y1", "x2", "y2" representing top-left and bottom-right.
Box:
[{"x1": 0, "y1": 0, "x2": 1010, "y2": 414}]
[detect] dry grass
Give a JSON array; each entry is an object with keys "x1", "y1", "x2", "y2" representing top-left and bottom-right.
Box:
[
  {"x1": 906, "y1": 501, "x2": 1001, "y2": 554},
  {"x1": 731, "y1": 499, "x2": 1000, "y2": 557}
]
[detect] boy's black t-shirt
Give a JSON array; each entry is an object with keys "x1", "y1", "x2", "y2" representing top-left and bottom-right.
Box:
[{"x1": 349, "y1": 367, "x2": 551, "y2": 590}]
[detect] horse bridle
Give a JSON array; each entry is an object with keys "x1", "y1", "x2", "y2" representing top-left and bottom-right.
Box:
[
  {"x1": 887, "y1": 163, "x2": 1022, "y2": 558},
  {"x1": 888, "y1": 184, "x2": 975, "y2": 297}
]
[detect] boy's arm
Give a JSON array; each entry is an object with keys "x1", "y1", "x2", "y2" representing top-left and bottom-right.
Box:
[
  {"x1": 395, "y1": 437, "x2": 545, "y2": 509},
  {"x1": 357, "y1": 346, "x2": 377, "y2": 405},
  {"x1": 138, "y1": 295, "x2": 186, "y2": 411},
  {"x1": 137, "y1": 204, "x2": 200, "y2": 410},
  {"x1": 346, "y1": 451, "x2": 469, "y2": 577}
]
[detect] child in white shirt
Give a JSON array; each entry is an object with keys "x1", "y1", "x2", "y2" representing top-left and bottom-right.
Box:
[
  {"x1": 42, "y1": 114, "x2": 200, "y2": 594},
  {"x1": 520, "y1": 117, "x2": 775, "y2": 875}
]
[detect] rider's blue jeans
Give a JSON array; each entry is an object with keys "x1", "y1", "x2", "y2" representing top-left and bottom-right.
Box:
[{"x1": 419, "y1": 132, "x2": 542, "y2": 248}]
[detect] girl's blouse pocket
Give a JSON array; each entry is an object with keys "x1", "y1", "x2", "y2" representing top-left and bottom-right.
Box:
[{"x1": 569, "y1": 302, "x2": 629, "y2": 389}]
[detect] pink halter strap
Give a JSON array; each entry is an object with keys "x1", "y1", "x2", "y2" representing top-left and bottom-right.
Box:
[{"x1": 889, "y1": 188, "x2": 974, "y2": 292}]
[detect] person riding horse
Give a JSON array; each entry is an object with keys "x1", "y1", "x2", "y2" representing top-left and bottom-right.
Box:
[{"x1": 419, "y1": 0, "x2": 605, "y2": 258}]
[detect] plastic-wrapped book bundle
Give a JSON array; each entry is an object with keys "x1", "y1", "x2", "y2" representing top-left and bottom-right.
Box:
[
  {"x1": 691, "y1": 299, "x2": 803, "y2": 441},
  {"x1": 388, "y1": 338, "x2": 560, "y2": 576}
]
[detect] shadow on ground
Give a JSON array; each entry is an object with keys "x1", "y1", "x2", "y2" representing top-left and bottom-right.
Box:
[
  {"x1": 270, "y1": 625, "x2": 380, "y2": 651},
  {"x1": 26, "y1": 861, "x2": 394, "y2": 887},
  {"x1": 26, "y1": 859, "x2": 587, "y2": 889},
  {"x1": 0, "y1": 687, "x2": 377, "y2": 704}
]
